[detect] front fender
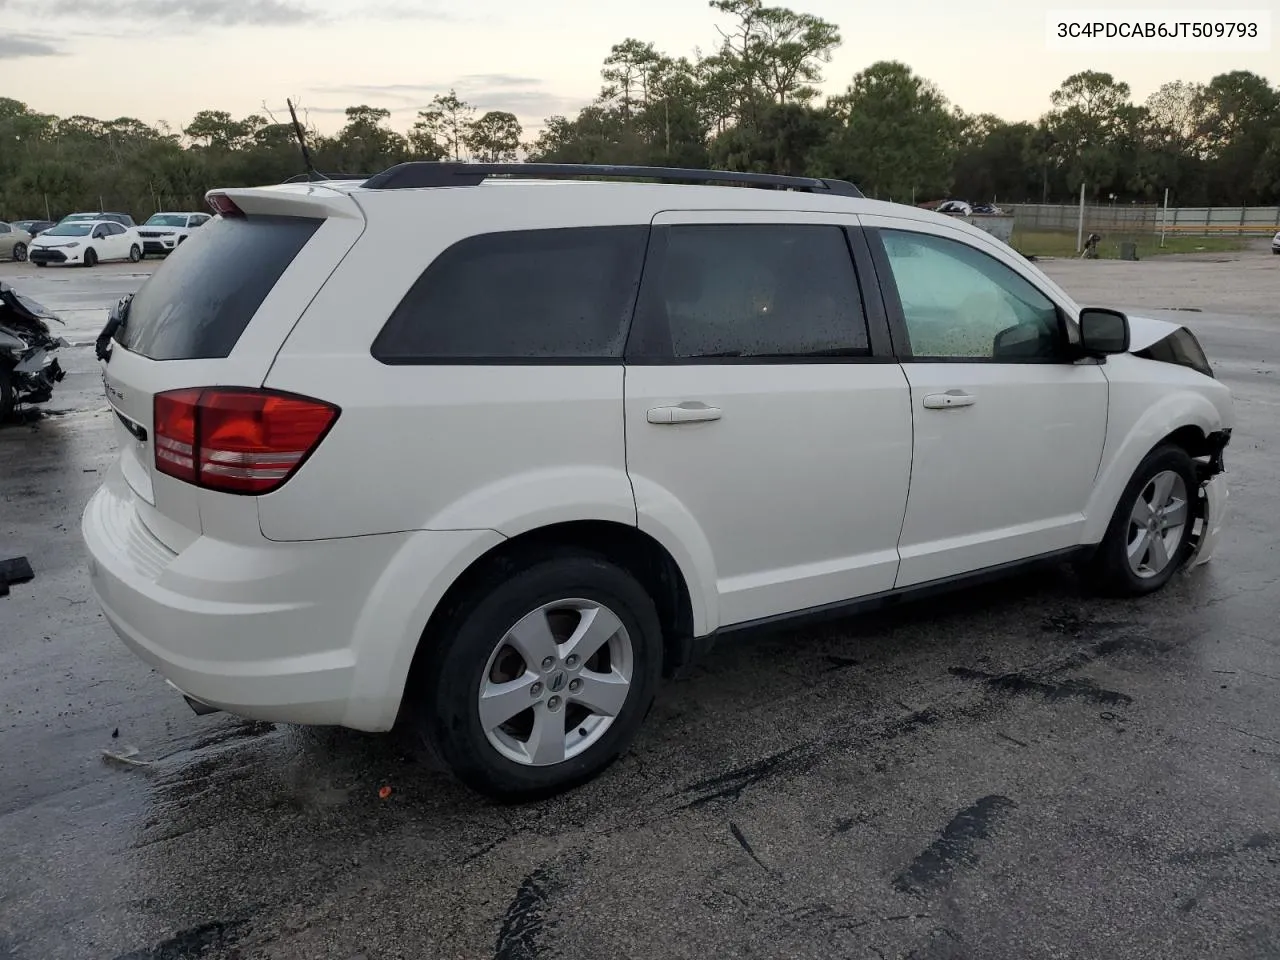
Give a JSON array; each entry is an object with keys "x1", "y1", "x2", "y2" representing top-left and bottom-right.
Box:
[{"x1": 1082, "y1": 372, "x2": 1229, "y2": 543}]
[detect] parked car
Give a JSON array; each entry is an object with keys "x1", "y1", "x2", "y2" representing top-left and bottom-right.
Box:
[
  {"x1": 137, "y1": 211, "x2": 212, "y2": 257},
  {"x1": 0, "y1": 221, "x2": 33, "y2": 262},
  {"x1": 11, "y1": 219, "x2": 55, "y2": 238},
  {"x1": 29, "y1": 220, "x2": 142, "y2": 267},
  {"x1": 1271, "y1": 230, "x2": 1279, "y2": 254},
  {"x1": 59, "y1": 211, "x2": 136, "y2": 228},
  {"x1": 82, "y1": 162, "x2": 1234, "y2": 801}
]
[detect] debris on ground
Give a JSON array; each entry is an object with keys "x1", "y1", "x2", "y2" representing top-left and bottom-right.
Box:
[
  {"x1": 379, "y1": 785, "x2": 393, "y2": 799},
  {"x1": 0, "y1": 555, "x2": 35, "y2": 598},
  {"x1": 102, "y1": 746, "x2": 152, "y2": 769}
]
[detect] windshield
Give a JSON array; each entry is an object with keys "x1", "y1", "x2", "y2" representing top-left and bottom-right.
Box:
[
  {"x1": 62, "y1": 214, "x2": 98, "y2": 222},
  {"x1": 44, "y1": 224, "x2": 93, "y2": 237},
  {"x1": 145, "y1": 214, "x2": 189, "y2": 227}
]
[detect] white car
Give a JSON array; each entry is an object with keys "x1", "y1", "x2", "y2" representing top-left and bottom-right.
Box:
[
  {"x1": 29, "y1": 220, "x2": 143, "y2": 267},
  {"x1": 136, "y1": 211, "x2": 212, "y2": 257},
  {"x1": 81, "y1": 163, "x2": 1234, "y2": 800},
  {"x1": 1271, "y1": 230, "x2": 1279, "y2": 254}
]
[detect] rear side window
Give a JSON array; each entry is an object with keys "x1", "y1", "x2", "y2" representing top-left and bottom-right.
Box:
[
  {"x1": 371, "y1": 226, "x2": 649, "y2": 363},
  {"x1": 116, "y1": 215, "x2": 320, "y2": 361},
  {"x1": 630, "y1": 224, "x2": 870, "y2": 361}
]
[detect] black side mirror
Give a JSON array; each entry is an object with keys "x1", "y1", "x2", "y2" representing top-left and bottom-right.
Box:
[{"x1": 1079, "y1": 307, "x2": 1130, "y2": 356}]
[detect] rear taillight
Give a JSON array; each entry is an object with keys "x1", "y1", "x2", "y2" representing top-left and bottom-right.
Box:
[
  {"x1": 153, "y1": 388, "x2": 339, "y2": 495},
  {"x1": 206, "y1": 193, "x2": 245, "y2": 218}
]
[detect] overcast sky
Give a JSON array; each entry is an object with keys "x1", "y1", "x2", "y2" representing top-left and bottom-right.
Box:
[{"x1": 2, "y1": 0, "x2": 1276, "y2": 136}]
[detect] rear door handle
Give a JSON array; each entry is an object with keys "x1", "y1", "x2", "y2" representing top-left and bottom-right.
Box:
[
  {"x1": 647, "y1": 402, "x2": 722, "y2": 424},
  {"x1": 922, "y1": 390, "x2": 976, "y2": 410}
]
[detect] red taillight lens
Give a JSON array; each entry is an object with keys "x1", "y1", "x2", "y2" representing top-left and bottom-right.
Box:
[
  {"x1": 153, "y1": 388, "x2": 338, "y2": 495},
  {"x1": 206, "y1": 193, "x2": 244, "y2": 217}
]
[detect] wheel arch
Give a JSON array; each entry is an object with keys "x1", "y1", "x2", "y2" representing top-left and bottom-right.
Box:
[
  {"x1": 399, "y1": 519, "x2": 701, "y2": 722},
  {"x1": 1082, "y1": 390, "x2": 1226, "y2": 543}
]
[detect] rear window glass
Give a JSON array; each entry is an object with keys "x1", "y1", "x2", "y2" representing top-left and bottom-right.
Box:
[
  {"x1": 116, "y1": 214, "x2": 320, "y2": 361},
  {"x1": 371, "y1": 225, "x2": 650, "y2": 363}
]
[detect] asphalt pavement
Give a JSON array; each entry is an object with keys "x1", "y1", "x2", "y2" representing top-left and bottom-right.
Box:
[{"x1": 1, "y1": 250, "x2": 1279, "y2": 960}]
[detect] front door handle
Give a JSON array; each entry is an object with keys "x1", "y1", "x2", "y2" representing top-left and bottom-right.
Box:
[
  {"x1": 647, "y1": 402, "x2": 722, "y2": 424},
  {"x1": 922, "y1": 390, "x2": 976, "y2": 410}
]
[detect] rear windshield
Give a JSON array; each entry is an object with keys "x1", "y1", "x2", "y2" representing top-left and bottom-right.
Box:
[{"x1": 115, "y1": 214, "x2": 321, "y2": 360}]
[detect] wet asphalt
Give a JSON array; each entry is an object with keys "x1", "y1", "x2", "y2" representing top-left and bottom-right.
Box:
[{"x1": 1, "y1": 252, "x2": 1279, "y2": 960}]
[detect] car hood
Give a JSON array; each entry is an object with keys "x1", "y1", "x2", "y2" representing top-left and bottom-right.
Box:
[
  {"x1": 31, "y1": 234, "x2": 86, "y2": 246},
  {"x1": 1125, "y1": 313, "x2": 1183, "y2": 353}
]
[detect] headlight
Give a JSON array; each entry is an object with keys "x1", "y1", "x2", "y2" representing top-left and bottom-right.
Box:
[
  {"x1": 64, "y1": 242, "x2": 80, "y2": 249},
  {"x1": 1135, "y1": 327, "x2": 1214, "y2": 378}
]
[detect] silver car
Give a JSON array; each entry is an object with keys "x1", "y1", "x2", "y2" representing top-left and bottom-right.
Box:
[{"x1": 0, "y1": 221, "x2": 33, "y2": 262}]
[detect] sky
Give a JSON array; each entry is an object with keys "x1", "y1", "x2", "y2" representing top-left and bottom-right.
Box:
[{"x1": 2, "y1": 0, "x2": 1276, "y2": 138}]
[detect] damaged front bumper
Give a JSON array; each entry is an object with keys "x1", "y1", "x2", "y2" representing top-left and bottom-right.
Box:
[{"x1": 1188, "y1": 429, "x2": 1231, "y2": 568}]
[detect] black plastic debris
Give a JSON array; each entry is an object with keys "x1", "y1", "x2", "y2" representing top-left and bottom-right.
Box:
[{"x1": 0, "y1": 555, "x2": 35, "y2": 598}]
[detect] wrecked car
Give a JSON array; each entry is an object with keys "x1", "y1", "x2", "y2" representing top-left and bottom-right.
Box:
[{"x1": 0, "y1": 281, "x2": 68, "y2": 421}]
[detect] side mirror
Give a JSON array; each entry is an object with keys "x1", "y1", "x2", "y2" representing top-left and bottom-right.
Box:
[{"x1": 1078, "y1": 307, "x2": 1130, "y2": 356}]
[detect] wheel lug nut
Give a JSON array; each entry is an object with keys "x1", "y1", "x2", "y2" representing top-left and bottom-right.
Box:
[
  {"x1": 540, "y1": 656, "x2": 555, "y2": 671},
  {"x1": 566, "y1": 654, "x2": 580, "y2": 668},
  {"x1": 530, "y1": 682, "x2": 543, "y2": 697},
  {"x1": 547, "y1": 696, "x2": 561, "y2": 711},
  {"x1": 569, "y1": 678, "x2": 582, "y2": 693}
]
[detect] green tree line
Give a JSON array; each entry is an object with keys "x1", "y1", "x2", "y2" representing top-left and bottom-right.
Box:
[{"x1": 3, "y1": 0, "x2": 1278, "y2": 220}]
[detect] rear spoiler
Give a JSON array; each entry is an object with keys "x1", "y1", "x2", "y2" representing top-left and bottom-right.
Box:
[{"x1": 204, "y1": 183, "x2": 365, "y2": 222}]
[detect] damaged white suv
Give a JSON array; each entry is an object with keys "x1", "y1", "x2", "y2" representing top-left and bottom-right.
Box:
[{"x1": 82, "y1": 163, "x2": 1233, "y2": 799}]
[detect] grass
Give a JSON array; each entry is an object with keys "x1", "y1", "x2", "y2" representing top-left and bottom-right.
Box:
[{"x1": 1011, "y1": 229, "x2": 1253, "y2": 259}]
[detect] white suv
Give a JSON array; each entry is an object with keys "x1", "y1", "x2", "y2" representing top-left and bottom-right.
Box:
[
  {"x1": 137, "y1": 211, "x2": 212, "y2": 257},
  {"x1": 82, "y1": 163, "x2": 1233, "y2": 799}
]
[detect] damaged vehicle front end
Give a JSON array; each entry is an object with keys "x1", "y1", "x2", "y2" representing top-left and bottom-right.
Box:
[
  {"x1": 0, "y1": 281, "x2": 68, "y2": 422},
  {"x1": 1125, "y1": 314, "x2": 1232, "y2": 570}
]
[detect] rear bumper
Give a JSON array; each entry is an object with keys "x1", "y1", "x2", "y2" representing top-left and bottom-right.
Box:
[{"x1": 82, "y1": 462, "x2": 504, "y2": 730}]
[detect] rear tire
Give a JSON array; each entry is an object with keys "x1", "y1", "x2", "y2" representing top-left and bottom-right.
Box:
[
  {"x1": 415, "y1": 552, "x2": 663, "y2": 801},
  {"x1": 83, "y1": 248, "x2": 98, "y2": 268},
  {"x1": 1082, "y1": 444, "x2": 1199, "y2": 597},
  {"x1": 128, "y1": 244, "x2": 141, "y2": 263},
  {"x1": 12, "y1": 243, "x2": 26, "y2": 262}
]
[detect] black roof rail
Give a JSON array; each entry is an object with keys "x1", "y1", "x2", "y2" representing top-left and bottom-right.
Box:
[{"x1": 360, "y1": 162, "x2": 864, "y2": 198}]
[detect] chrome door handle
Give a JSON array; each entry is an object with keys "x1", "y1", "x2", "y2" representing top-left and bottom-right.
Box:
[
  {"x1": 647, "y1": 402, "x2": 722, "y2": 424},
  {"x1": 922, "y1": 391, "x2": 976, "y2": 410}
]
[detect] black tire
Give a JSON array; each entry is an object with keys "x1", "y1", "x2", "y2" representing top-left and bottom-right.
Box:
[
  {"x1": 0, "y1": 365, "x2": 13, "y2": 422},
  {"x1": 34, "y1": 261, "x2": 46, "y2": 268},
  {"x1": 1082, "y1": 444, "x2": 1199, "y2": 597},
  {"x1": 415, "y1": 551, "x2": 663, "y2": 800},
  {"x1": 83, "y1": 248, "x2": 98, "y2": 268},
  {"x1": 12, "y1": 243, "x2": 26, "y2": 262},
  {"x1": 128, "y1": 244, "x2": 141, "y2": 263}
]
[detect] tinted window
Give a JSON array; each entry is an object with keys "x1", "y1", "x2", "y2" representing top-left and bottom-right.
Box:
[
  {"x1": 372, "y1": 226, "x2": 649, "y2": 362},
  {"x1": 881, "y1": 230, "x2": 1061, "y2": 360},
  {"x1": 116, "y1": 214, "x2": 320, "y2": 361},
  {"x1": 0, "y1": 224, "x2": 10, "y2": 234},
  {"x1": 635, "y1": 224, "x2": 869, "y2": 360}
]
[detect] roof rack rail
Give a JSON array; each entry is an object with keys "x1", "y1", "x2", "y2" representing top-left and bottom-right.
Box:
[{"x1": 360, "y1": 162, "x2": 863, "y2": 198}]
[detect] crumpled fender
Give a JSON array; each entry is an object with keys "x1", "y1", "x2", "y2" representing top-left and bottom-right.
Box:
[{"x1": 1081, "y1": 379, "x2": 1226, "y2": 544}]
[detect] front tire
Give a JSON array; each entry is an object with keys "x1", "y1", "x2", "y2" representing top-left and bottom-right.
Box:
[
  {"x1": 1083, "y1": 444, "x2": 1199, "y2": 597},
  {"x1": 83, "y1": 248, "x2": 98, "y2": 268},
  {"x1": 12, "y1": 243, "x2": 26, "y2": 262},
  {"x1": 415, "y1": 552, "x2": 663, "y2": 800}
]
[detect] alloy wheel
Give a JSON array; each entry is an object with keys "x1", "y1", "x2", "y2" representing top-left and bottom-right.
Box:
[
  {"x1": 1126, "y1": 469, "x2": 1190, "y2": 578},
  {"x1": 478, "y1": 598, "x2": 634, "y2": 766}
]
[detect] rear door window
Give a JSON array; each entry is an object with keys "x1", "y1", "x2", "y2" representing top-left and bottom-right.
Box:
[
  {"x1": 630, "y1": 223, "x2": 871, "y2": 360},
  {"x1": 115, "y1": 214, "x2": 321, "y2": 360},
  {"x1": 371, "y1": 225, "x2": 650, "y2": 362}
]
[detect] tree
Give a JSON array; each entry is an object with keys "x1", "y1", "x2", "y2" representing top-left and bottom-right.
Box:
[
  {"x1": 465, "y1": 111, "x2": 522, "y2": 162},
  {"x1": 814, "y1": 61, "x2": 959, "y2": 200},
  {"x1": 602, "y1": 39, "x2": 662, "y2": 118},
  {"x1": 754, "y1": 5, "x2": 840, "y2": 104},
  {"x1": 1043, "y1": 71, "x2": 1137, "y2": 197},
  {"x1": 322, "y1": 105, "x2": 408, "y2": 173},
  {"x1": 411, "y1": 90, "x2": 476, "y2": 162}
]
